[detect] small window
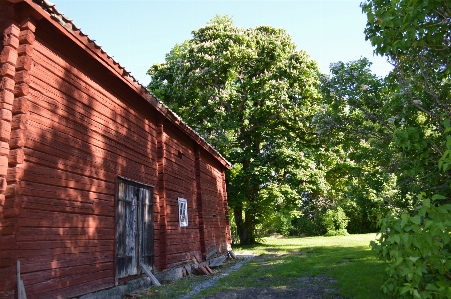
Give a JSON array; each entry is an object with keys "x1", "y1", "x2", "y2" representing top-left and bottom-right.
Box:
[{"x1": 178, "y1": 198, "x2": 188, "y2": 227}]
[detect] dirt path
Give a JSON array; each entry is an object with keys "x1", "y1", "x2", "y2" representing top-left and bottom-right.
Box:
[
  {"x1": 200, "y1": 275, "x2": 345, "y2": 299},
  {"x1": 177, "y1": 257, "x2": 254, "y2": 299},
  {"x1": 178, "y1": 254, "x2": 346, "y2": 299}
]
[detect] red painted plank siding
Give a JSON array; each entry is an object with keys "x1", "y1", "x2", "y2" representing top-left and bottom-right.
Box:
[
  {"x1": 0, "y1": 8, "x2": 19, "y2": 298},
  {"x1": 16, "y1": 35, "x2": 159, "y2": 297},
  {"x1": 161, "y1": 124, "x2": 202, "y2": 268},
  {"x1": 199, "y1": 150, "x2": 229, "y2": 253},
  {"x1": 0, "y1": 1, "x2": 231, "y2": 298}
]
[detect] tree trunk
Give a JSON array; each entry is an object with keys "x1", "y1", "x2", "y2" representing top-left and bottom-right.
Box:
[
  {"x1": 234, "y1": 206, "x2": 256, "y2": 245},
  {"x1": 244, "y1": 209, "x2": 255, "y2": 244},
  {"x1": 232, "y1": 120, "x2": 260, "y2": 245}
]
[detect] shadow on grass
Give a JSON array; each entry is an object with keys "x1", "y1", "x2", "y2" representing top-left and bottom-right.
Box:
[
  {"x1": 213, "y1": 242, "x2": 390, "y2": 299},
  {"x1": 135, "y1": 235, "x2": 391, "y2": 299}
]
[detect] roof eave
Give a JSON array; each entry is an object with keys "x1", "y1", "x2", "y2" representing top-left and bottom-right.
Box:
[{"x1": 12, "y1": 0, "x2": 231, "y2": 170}]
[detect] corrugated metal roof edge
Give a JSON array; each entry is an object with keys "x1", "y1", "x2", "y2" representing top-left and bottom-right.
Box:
[{"x1": 20, "y1": 0, "x2": 231, "y2": 169}]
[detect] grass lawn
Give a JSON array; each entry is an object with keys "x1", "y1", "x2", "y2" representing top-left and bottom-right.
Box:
[
  {"x1": 225, "y1": 233, "x2": 389, "y2": 299},
  {"x1": 133, "y1": 234, "x2": 390, "y2": 299}
]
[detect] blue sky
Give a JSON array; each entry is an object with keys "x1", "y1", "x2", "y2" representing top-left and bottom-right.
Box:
[{"x1": 51, "y1": 0, "x2": 392, "y2": 85}]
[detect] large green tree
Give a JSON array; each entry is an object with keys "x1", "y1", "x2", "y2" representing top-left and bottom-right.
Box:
[
  {"x1": 360, "y1": 1, "x2": 451, "y2": 297},
  {"x1": 317, "y1": 58, "x2": 403, "y2": 233},
  {"x1": 147, "y1": 16, "x2": 321, "y2": 244}
]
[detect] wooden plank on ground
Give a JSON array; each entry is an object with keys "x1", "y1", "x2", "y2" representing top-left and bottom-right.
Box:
[
  {"x1": 17, "y1": 260, "x2": 27, "y2": 299},
  {"x1": 206, "y1": 249, "x2": 217, "y2": 260},
  {"x1": 209, "y1": 255, "x2": 227, "y2": 268},
  {"x1": 197, "y1": 265, "x2": 209, "y2": 275},
  {"x1": 19, "y1": 280, "x2": 27, "y2": 299},
  {"x1": 140, "y1": 263, "x2": 161, "y2": 286},
  {"x1": 205, "y1": 265, "x2": 213, "y2": 274}
]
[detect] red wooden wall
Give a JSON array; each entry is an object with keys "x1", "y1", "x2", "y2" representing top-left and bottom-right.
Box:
[
  {"x1": 0, "y1": 2, "x2": 22, "y2": 298},
  {"x1": 18, "y1": 35, "x2": 159, "y2": 298},
  {"x1": 199, "y1": 151, "x2": 231, "y2": 254},
  {"x1": 0, "y1": 1, "x2": 231, "y2": 298},
  {"x1": 160, "y1": 124, "x2": 202, "y2": 268}
]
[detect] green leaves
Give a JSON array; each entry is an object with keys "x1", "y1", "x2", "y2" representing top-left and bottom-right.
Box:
[
  {"x1": 358, "y1": 2, "x2": 451, "y2": 287},
  {"x1": 147, "y1": 15, "x2": 321, "y2": 244},
  {"x1": 322, "y1": 207, "x2": 350, "y2": 236},
  {"x1": 317, "y1": 58, "x2": 407, "y2": 233},
  {"x1": 373, "y1": 193, "x2": 451, "y2": 298},
  {"x1": 438, "y1": 120, "x2": 451, "y2": 173},
  {"x1": 362, "y1": 0, "x2": 450, "y2": 60}
]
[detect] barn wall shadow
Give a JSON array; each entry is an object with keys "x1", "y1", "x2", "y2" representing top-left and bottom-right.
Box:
[
  {"x1": 16, "y1": 15, "x2": 158, "y2": 298},
  {"x1": 10, "y1": 4, "x2": 231, "y2": 299}
]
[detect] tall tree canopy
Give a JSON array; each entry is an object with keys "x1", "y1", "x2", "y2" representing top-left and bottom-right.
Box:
[
  {"x1": 147, "y1": 16, "x2": 321, "y2": 244},
  {"x1": 317, "y1": 58, "x2": 402, "y2": 233},
  {"x1": 359, "y1": 1, "x2": 451, "y2": 297}
]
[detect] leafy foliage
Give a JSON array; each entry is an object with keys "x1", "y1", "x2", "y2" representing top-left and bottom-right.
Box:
[
  {"x1": 322, "y1": 207, "x2": 349, "y2": 236},
  {"x1": 371, "y1": 193, "x2": 451, "y2": 298},
  {"x1": 361, "y1": 0, "x2": 451, "y2": 297},
  {"x1": 362, "y1": 0, "x2": 451, "y2": 65},
  {"x1": 316, "y1": 58, "x2": 403, "y2": 233},
  {"x1": 147, "y1": 16, "x2": 322, "y2": 244},
  {"x1": 258, "y1": 209, "x2": 293, "y2": 237}
]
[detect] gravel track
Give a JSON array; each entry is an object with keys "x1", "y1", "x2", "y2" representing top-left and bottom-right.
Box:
[{"x1": 177, "y1": 257, "x2": 254, "y2": 299}]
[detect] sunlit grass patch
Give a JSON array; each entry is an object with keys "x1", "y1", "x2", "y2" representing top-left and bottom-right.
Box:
[
  {"x1": 134, "y1": 234, "x2": 390, "y2": 299},
  {"x1": 200, "y1": 234, "x2": 389, "y2": 298}
]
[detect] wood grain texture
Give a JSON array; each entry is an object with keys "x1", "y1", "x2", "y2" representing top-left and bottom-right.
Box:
[{"x1": 0, "y1": 6, "x2": 230, "y2": 299}]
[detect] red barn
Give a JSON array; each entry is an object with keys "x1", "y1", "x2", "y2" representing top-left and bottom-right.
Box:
[{"x1": 0, "y1": 0, "x2": 232, "y2": 298}]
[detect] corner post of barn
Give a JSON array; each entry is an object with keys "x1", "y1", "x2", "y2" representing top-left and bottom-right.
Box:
[
  {"x1": 0, "y1": 8, "x2": 19, "y2": 299},
  {"x1": 194, "y1": 144, "x2": 206, "y2": 259},
  {"x1": 0, "y1": 2, "x2": 36, "y2": 297},
  {"x1": 221, "y1": 168, "x2": 232, "y2": 250},
  {"x1": 156, "y1": 115, "x2": 168, "y2": 270}
]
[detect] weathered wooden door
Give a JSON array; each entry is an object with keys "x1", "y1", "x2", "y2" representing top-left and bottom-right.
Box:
[{"x1": 116, "y1": 178, "x2": 154, "y2": 281}]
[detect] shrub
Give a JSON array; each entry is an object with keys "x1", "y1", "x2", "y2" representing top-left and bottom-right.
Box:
[
  {"x1": 371, "y1": 193, "x2": 451, "y2": 298},
  {"x1": 259, "y1": 210, "x2": 293, "y2": 237},
  {"x1": 290, "y1": 215, "x2": 325, "y2": 236},
  {"x1": 322, "y1": 207, "x2": 349, "y2": 236}
]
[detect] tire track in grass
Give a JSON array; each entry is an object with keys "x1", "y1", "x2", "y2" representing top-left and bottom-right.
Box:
[{"x1": 178, "y1": 257, "x2": 254, "y2": 299}]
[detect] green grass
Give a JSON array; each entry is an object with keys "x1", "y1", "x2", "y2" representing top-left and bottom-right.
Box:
[
  {"x1": 133, "y1": 234, "x2": 390, "y2": 299},
  {"x1": 196, "y1": 234, "x2": 389, "y2": 299},
  {"x1": 127, "y1": 272, "x2": 217, "y2": 299}
]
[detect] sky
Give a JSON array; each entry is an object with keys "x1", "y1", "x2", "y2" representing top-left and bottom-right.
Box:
[{"x1": 50, "y1": 0, "x2": 392, "y2": 86}]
